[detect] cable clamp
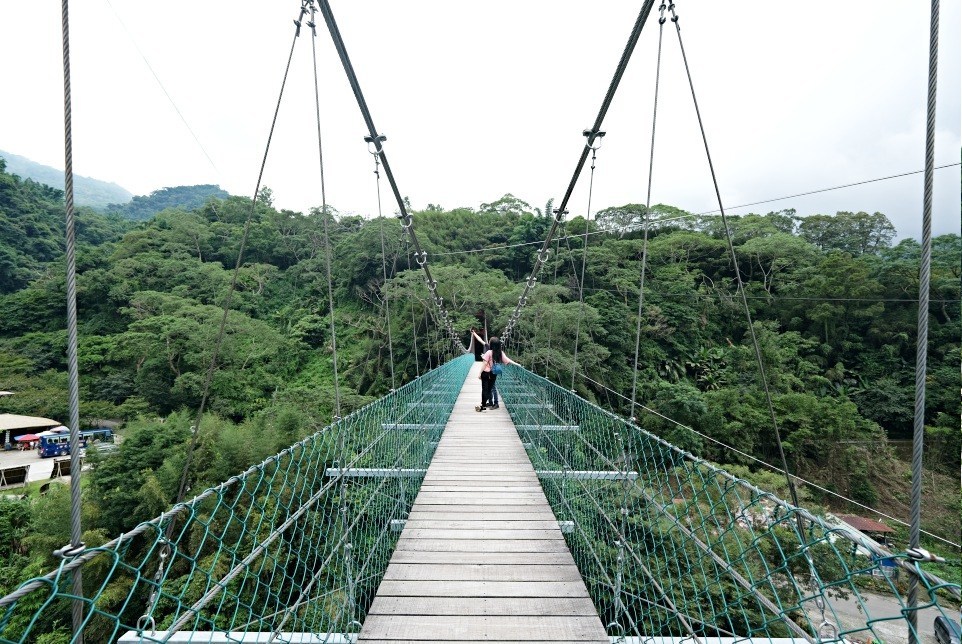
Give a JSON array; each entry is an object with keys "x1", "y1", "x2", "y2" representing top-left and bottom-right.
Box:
[
  {"x1": 527, "y1": 276, "x2": 538, "y2": 288},
  {"x1": 906, "y1": 547, "x2": 945, "y2": 563},
  {"x1": 364, "y1": 134, "x2": 387, "y2": 155},
  {"x1": 53, "y1": 542, "x2": 86, "y2": 559},
  {"x1": 583, "y1": 129, "x2": 607, "y2": 150},
  {"x1": 553, "y1": 208, "x2": 569, "y2": 221},
  {"x1": 426, "y1": 279, "x2": 437, "y2": 292},
  {"x1": 293, "y1": 4, "x2": 308, "y2": 37},
  {"x1": 415, "y1": 251, "x2": 427, "y2": 266}
]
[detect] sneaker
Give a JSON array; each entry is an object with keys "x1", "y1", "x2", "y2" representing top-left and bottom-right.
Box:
[
  {"x1": 493, "y1": 404, "x2": 500, "y2": 409},
  {"x1": 475, "y1": 405, "x2": 485, "y2": 412}
]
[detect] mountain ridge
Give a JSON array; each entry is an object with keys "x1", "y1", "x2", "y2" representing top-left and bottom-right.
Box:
[{"x1": 0, "y1": 149, "x2": 132, "y2": 209}]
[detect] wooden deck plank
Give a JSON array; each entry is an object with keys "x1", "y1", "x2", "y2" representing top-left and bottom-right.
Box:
[
  {"x1": 398, "y1": 529, "x2": 564, "y2": 540},
  {"x1": 386, "y1": 551, "x2": 576, "y2": 566},
  {"x1": 361, "y1": 615, "x2": 607, "y2": 640},
  {"x1": 403, "y1": 520, "x2": 562, "y2": 530},
  {"x1": 357, "y1": 361, "x2": 607, "y2": 643},
  {"x1": 406, "y1": 510, "x2": 557, "y2": 519},
  {"x1": 367, "y1": 596, "x2": 598, "y2": 616},
  {"x1": 418, "y1": 487, "x2": 546, "y2": 493},
  {"x1": 407, "y1": 506, "x2": 555, "y2": 515},
  {"x1": 393, "y1": 539, "x2": 570, "y2": 553},
  {"x1": 382, "y1": 563, "x2": 584, "y2": 582},
  {"x1": 373, "y1": 580, "x2": 590, "y2": 598},
  {"x1": 362, "y1": 641, "x2": 591, "y2": 644}
]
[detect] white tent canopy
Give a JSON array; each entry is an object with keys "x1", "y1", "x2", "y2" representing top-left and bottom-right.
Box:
[{"x1": 0, "y1": 414, "x2": 61, "y2": 432}]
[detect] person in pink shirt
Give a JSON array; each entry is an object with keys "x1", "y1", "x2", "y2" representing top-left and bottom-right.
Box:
[{"x1": 476, "y1": 336, "x2": 515, "y2": 411}]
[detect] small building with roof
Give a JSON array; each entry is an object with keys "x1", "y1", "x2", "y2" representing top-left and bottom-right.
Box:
[
  {"x1": 0, "y1": 414, "x2": 61, "y2": 449},
  {"x1": 835, "y1": 513, "x2": 895, "y2": 546}
]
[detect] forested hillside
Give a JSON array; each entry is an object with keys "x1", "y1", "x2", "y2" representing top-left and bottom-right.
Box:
[
  {"x1": 105, "y1": 184, "x2": 230, "y2": 220},
  {"x1": 0, "y1": 150, "x2": 132, "y2": 209},
  {"x1": 0, "y1": 157, "x2": 130, "y2": 294},
  {"x1": 0, "y1": 163, "x2": 958, "y2": 616}
]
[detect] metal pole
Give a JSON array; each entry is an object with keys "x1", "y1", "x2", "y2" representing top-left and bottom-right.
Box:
[{"x1": 60, "y1": 0, "x2": 85, "y2": 640}]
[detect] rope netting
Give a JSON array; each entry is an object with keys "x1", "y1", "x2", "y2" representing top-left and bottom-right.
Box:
[
  {"x1": 497, "y1": 366, "x2": 960, "y2": 644},
  {"x1": 0, "y1": 355, "x2": 472, "y2": 643}
]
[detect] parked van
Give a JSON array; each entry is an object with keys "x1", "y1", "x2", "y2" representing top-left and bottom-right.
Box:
[{"x1": 37, "y1": 428, "x2": 114, "y2": 458}]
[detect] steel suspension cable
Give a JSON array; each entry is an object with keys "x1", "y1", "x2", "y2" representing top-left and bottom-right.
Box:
[
  {"x1": 503, "y1": 0, "x2": 658, "y2": 343},
  {"x1": 405, "y1": 236, "x2": 421, "y2": 377},
  {"x1": 309, "y1": 2, "x2": 342, "y2": 420},
  {"x1": 306, "y1": 7, "x2": 356, "y2": 625},
  {"x1": 371, "y1": 151, "x2": 396, "y2": 389},
  {"x1": 315, "y1": 0, "x2": 462, "y2": 354},
  {"x1": 666, "y1": 4, "x2": 805, "y2": 530},
  {"x1": 570, "y1": 141, "x2": 602, "y2": 390},
  {"x1": 58, "y1": 1, "x2": 85, "y2": 639},
  {"x1": 908, "y1": 1, "x2": 940, "y2": 641},
  {"x1": 423, "y1": 308, "x2": 434, "y2": 370},
  {"x1": 173, "y1": 3, "x2": 305, "y2": 509},
  {"x1": 629, "y1": 2, "x2": 667, "y2": 423},
  {"x1": 544, "y1": 234, "x2": 563, "y2": 377},
  {"x1": 665, "y1": 15, "x2": 840, "y2": 624}
]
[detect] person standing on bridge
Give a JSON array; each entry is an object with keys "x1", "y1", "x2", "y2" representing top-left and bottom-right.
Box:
[
  {"x1": 476, "y1": 336, "x2": 515, "y2": 411},
  {"x1": 469, "y1": 327, "x2": 486, "y2": 362}
]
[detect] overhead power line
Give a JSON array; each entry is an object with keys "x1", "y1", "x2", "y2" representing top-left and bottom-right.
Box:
[
  {"x1": 431, "y1": 162, "x2": 960, "y2": 259},
  {"x1": 103, "y1": 0, "x2": 220, "y2": 175},
  {"x1": 697, "y1": 162, "x2": 961, "y2": 216}
]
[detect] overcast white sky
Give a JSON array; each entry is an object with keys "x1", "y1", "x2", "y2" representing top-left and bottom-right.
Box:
[{"x1": 1, "y1": 1, "x2": 959, "y2": 240}]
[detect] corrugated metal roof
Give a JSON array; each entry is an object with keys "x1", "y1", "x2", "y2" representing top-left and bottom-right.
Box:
[{"x1": 837, "y1": 513, "x2": 895, "y2": 533}]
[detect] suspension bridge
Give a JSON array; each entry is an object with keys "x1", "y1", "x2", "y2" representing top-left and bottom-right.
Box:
[
  {"x1": 2, "y1": 0, "x2": 957, "y2": 642},
  {"x1": 0, "y1": 354, "x2": 957, "y2": 643}
]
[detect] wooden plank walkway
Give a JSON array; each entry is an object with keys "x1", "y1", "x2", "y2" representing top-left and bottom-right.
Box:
[{"x1": 359, "y1": 361, "x2": 608, "y2": 643}]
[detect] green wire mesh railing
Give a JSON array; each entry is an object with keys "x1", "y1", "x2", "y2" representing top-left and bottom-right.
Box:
[
  {"x1": 0, "y1": 354, "x2": 472, "y2": 643},
  {"x1": 497, "y1": 365, "x2": 960, "y2": 644}
]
